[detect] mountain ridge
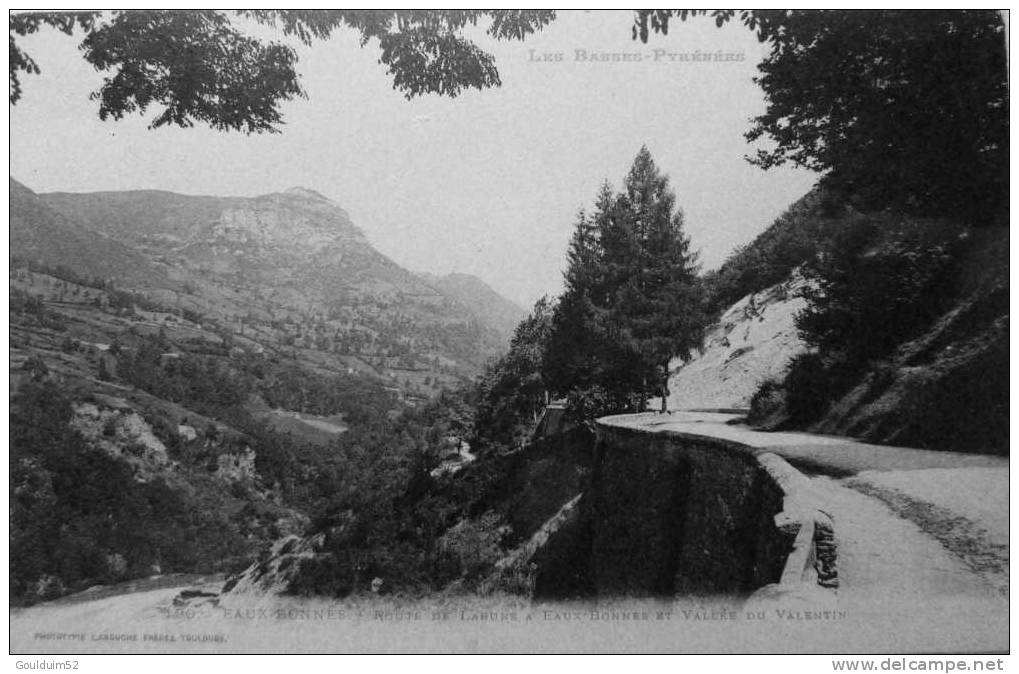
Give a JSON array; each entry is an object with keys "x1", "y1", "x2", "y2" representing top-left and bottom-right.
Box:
[
  {"x1": 14, "y1": 176, "x2": 521, "y2": 386},
  {"x1": 417, "y1": 271, "x2": 527, "y2": 340},
  {"x1": 10, "y1": 177, "x2": 170, "y2": 288}
]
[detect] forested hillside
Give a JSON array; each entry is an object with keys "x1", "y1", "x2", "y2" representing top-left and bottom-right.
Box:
[{"x1": 9, "y1": 178, "x2": 524, "y2": 604}]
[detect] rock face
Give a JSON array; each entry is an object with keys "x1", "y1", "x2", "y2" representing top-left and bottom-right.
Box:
[
  {"x1": 666, "y1": 274, "x2": 809, "y2": 411},
  {"x1": 70, "y1": 403, "x2": 171, "y2": 480},
  {"x1": 483, "y1": 493, "x2": 585, "y2": 597},
  {"x1": 173, "y1": 190, "x2": 389, "y2": 292},
  {"x1": 223, "y1": 533, "x2": 328, "y2": 595},
  {"x1": 216, "y1": 447, "x2": 257, "y2": 483},
  {"x1": 222, "y1": 508, "x2": 362, "y2": 597}
]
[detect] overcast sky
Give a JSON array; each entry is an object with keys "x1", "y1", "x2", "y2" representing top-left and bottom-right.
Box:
[{"x1": 9, "y1": 10, "x2": 818, "y2": 307}]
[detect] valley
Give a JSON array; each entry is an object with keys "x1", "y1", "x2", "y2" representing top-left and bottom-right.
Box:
[
  {"x1": 9, "y1": 176, "x2": 525, "y2": 607},
  {"x1": 8, "y1": 8, "x2": 1008, "y2": 657}
]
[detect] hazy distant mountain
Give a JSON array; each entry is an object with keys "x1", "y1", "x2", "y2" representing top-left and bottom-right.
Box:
[
  {"x1": 41, "y1": 188, "x2": 247, "y2": 254},
  {"x1": 45, "y1": 186, "x2": 428, "y2": 297},
  {"x1": 419, "y1": 272, "x2": 526, "y2": 341},
  {"x1": 32, "y1": 181, "x2": 520, "y2": 376},
  {"x1": 10, "y1": 178, "x2": 168, "y2": 287}
]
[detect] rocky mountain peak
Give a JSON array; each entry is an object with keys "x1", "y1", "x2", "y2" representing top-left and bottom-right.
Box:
[{"x1": 282, "y1": 186, "x2": 331, "y2": 202}]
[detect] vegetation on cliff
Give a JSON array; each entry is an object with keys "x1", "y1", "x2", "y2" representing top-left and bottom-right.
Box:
[{"x1": 10, "y1": 379, "x2": 253, "y2": 603}]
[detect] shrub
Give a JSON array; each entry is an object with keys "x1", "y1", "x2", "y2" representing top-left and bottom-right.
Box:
[
  {"x1": 747, "y1": 379, "x2": 785, "y2": 425},
  {"x1": 781, "y1": 353, "x2": 835, "y2": 426},
  {"x1": 564, "y1": 385, "x2": 636, "y2": 423}
]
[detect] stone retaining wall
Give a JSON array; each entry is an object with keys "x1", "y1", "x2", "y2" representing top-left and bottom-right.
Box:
[{"x1": 544, "y1": 416, "x2": 838, "y2": 598}]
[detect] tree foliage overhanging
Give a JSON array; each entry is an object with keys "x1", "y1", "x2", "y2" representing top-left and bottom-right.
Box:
[
  {"x1": 635, "y1": 10, "x2": 1009, "y2": 226},
  {"x1": 9, "y1": 10, "x2": 556, "y2": 133}
]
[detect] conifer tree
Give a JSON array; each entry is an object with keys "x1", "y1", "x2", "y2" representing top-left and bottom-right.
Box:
[
  {"x1": 607, "y1": 147, "x2": 705, "y2": 409},
  {"x1": 544, "y1": 147, "x2": 705, "y2": 415},
  {"x1": 543, "y1": 206, "x2": 604, "y2": 396}
]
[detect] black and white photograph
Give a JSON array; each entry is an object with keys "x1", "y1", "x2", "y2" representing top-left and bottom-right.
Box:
[{"x1": 7, "y1": 8, "x2": 1010, "y2": 659}]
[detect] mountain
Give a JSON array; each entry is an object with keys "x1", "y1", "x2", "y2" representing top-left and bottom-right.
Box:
[
  {"x1": 33, "y1": 182, "x2": 521, "y2": 383},
  {"x1": 418, "y1": 272, "x2": 526, "y2": 340},
  {"x1": 42, "y1": 185, "x2": 434, "y2": 300},
  {"x1": 42, "y1": 186, "x2": 409, "y2": 294},
  {"x1": 39, "y1": 187, "x2": 247, "y2": 255},
  {"x1": 10, "y1": 178, "x2": 168, "y2": 288},
  {"x1": 9, "y1": 177, "x2": 529, "y2": 605}
]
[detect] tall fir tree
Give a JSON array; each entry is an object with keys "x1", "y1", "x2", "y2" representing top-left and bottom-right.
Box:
[
  {"x1": 544, "y1": 147, "x2": 705, "y2": 415},
  {"x1": 609, "y1": 147, "x2": 705, "y2": 409},
  {"x1": 543, "y1": 205, "x2": 605, "y2": 397}
]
